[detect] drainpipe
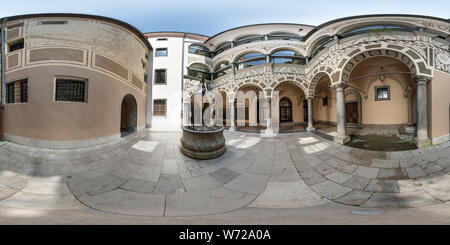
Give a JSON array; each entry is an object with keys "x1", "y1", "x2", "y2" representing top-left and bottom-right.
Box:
[
  {"x1": 146, "y1": 45, "x2": 153, "y2": 128},
  {"x1": 1, "y1": 18, "x2": 6, "y2": 141},
  {"x1": 180, "y1": 33, "x2": 186, "y2": 128}
]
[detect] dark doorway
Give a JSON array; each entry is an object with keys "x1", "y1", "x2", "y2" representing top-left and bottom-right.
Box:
[
  {"x1": 303, "y1": 99, "x2": 308, "y2": 122},
  {"x1": 346, "y1": 102, "x2": 358, "y2": 124},
  {"x1": 280, "y1": 97, "x2": 293, "y2": 122},
  {"x1": 121, "y1": 94, "x2": 137, "y2": 137}
]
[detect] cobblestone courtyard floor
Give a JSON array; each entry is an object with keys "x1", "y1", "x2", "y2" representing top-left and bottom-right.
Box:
[{"x1": 0, "y1": 130, "x2": 449, "y2": 224}]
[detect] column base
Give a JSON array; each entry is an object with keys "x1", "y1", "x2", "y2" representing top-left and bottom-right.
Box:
[
  {"x1": 415, "y1": 138, "x2": 431, "y2": 148},
  {"x1": 261, "y1": 127, "x2": 276, "y2": 137},
  {"x1": 333, "y1": 135, "x2": 350, "y2": 144},
  {"x1": 306, "y1": 126, "x2": 316, "y2": 132},
  {"x1": 229, "y1": 126, "x2": 236, "y2": 131}
]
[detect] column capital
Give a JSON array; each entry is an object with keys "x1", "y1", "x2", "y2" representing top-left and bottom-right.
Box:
[
  {"x1": 414, "y1": 75, "x2": 431, "y2": 85},
  {"x1": 331, "y1": 82, "x2": 348, "y2": 89},
  {"x1": 306, "y1": 95, "x2": 315, "y2": 100}
]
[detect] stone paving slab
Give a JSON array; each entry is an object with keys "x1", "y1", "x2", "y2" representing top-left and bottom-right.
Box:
[
  {"x1": 354, "y1": 166, "x2": 380, "y2": 179},
  {"x1": 0, "y1": 191, "x2": 84, "y2": 210},
  {"x1": 361, "y1": 191, "x2": 442, "y2": 208},
  {"x1": 0, "y1": 185, "x2": 19, "y2": 201},
  {"x1": 22, "y1": 180, "x2": 71, "y2": 195},
  {"x1": 371, "y1": 159, "x2": 400, "y2": 169},
  {"x1": 334, "y1": 190, "x2": 373, "y2": 206},
  {"x1": 405, "y1": 166, "x2": 427, "y2": 179},
  {"x1": 153, "y1": 174, "x2": 185, "y2": 194},
  {"x1": 182, "y1": 174, "x2": 224, "y2": 192},
  {"x1": 223, "y1": 172, "x2": 269, "y2": 195},
  {"x1": 294, "y1": 161, "x2": 327, "y2": 186},
  {"x1": 377, "y1": 168, "x2": 408, "y2": 180},
  {"x1": 120, "y1": 178, "x2": 157, "y2": 194},
  {"x1": 165, "y1": 187, "x2": 258, "y2": 216},
  {"x1": 249, "y1": 180, "x2": 327, "y2": 208},
  {"x1": 309, "y1": 180, "x2": 353, "y2": 200},
  {"x1": 78, "y1": 189, "x2": 165, "y2": 216},
  {"x1": 342, "y1": 176, "x2": 372, "y2": 190},
  {"x1": 365, "y1": 179, "x2": 399, "y2": 193},
  {"x1": 325, "y1": 172, "x2": 352, "y2": 184}
]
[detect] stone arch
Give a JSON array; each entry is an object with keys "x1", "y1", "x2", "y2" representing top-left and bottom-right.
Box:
[
  {"x1": 233, "y1": 80, "x2": 266, "y2": 99},
  {"x1": 344, "y1": 89, "x2": 362, "y2": 127},
  {"x1": 339, "y1": 48, "x2": 431, "y2": 84},
  {"x1": 231, "y1": 49, "x2": 267, "y2": 62},
  {"x1": 188, "y1": 62, "x2": 211, "y2": 72},
  {"x1": 267, "y1": 46, "x2": 306, "y2": 57},
  {"x1": 271, "y1": 79, "x2": 307, "y2": 98},
  {"x1": 308, "y1": 71, "x2": 333, "y2": 97},
  {"x1": 212, "y1": 59, "x2": 231, "y2": 71}
]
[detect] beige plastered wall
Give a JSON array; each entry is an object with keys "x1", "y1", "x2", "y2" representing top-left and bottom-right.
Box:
[
  {"x1": 430, "y1": 69, "x2": 450, "y2": 143},
  {"x1": 5, "y1": 65, "x2": 146, "y2": 141}
]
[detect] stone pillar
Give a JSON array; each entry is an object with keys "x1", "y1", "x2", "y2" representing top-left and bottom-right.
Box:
[
  {"x1": 333, "y1": 83, "x2": 350, "y2": 144},
  {"x1": 415, "y1": 76, "x2": 431, "y2": 148},
  {"x1": 262, "y1": 97, "x2": 275, "y2": 136},
  {"x1": 229, "y1": 99, "x2": 236, "y2": 131},
  {"x1": 306, "y1": 96, "x2": 315, "y2": 131}
]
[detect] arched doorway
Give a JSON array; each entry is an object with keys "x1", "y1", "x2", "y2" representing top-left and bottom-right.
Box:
[
  {"x1": 120, "y1": 94, "x2": 137, "y2": 137},
  {"x1": 279, "y1": 97, "x2": 293, "y2": 122}
]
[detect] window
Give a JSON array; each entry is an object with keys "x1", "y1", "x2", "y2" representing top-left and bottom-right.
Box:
[
  {"x1": 7, "y1": 23, "x2": 23, "y2": 29},
  {"x1": 153, "y1": 99, "x2": 166, "y2": 116},
  {"x1": 270, "y1": 50, "x2": 306, "y2": 65},
  {"x1": 154, "y1": 69, "x2": 167, "y2": 84},
  {"x1": 188, "y1": 63, "x2": 211, "y2": 80},
  {"x1": 8, "y1": 39, "x2": 24, "y2": 52},
  {"x1": 234, "y1": 35, "x2": 264, "y2": 47},
  {"x1": 6, "y1": 79, "x2": 27, "y2": 104},
  {"x1": 39, "y1": 20, "x2": 67, "y2": 25},
  {"x1": 235, "y1": 52, "x2": 266, "y2": 70},
  {"x1": 156, "y1": 48, "x2": 167, "y2": 57},
  {"x1": 375, "y1": 86, "x2": 390, "y2": 101},
  {"x1": 322, "y1": 97, "x2": 328, "y2": 106},
  {"x1": 213, "y1": 61, "x2": 231, "y2": 79},
  {"x1": 55, "y1": 78, "x2": 87, "y2": 103},
  {"x1": 267, "y1": 32, "x2": 302, "y2": 41},
  {"x1": 213, "y1": 42, "x2": 232, "y2": 56},
  {"x1": 144, "y1": 73, "x2": 148, "y2": 84},
  {"x1": 188, "y1": 45, "x2": 211, "y2": 57}
]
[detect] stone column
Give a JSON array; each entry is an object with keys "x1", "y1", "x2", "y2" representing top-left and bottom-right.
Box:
[
  {"x1": 229, "y1": 99, "x2": 236, "y2": 131},
  {"x1": 415, "y1": 76, "x2": 431, "y2": 148},
  {"x1": 306, "y1": 96, "x2": 315, "y2": 131},
  {"x1": 262, "y1": 97, "x2": 275, "y2": 136},
  {"x1": 333, "y1": 83, "x2": 350, "y2": 144}
]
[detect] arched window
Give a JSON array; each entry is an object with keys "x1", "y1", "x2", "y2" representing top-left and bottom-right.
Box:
[
  {"x1": 340, "y1": 25, "x2": 415, "y2": 38},
  {"x1": 214, "y1": 42, "x2": 232, "y2": 55},
  {"x1": 189, "y1": 44, "x2": 211, "y2": 57},
  {"x1": 213, "y1": 61, "x2": 231, "y2": 79},
  {"x1": 270, "y1": 50, "x2": 306, "y2": 65},
  {"x1": 235, "y1": 52, "x2": 266, "y2": 70},
  {"x1": 267, "y1": 32, "x2": 302, "y2": 41},
  {"x1": 234, "y1": 35, "x2": 264, "y2": 47},
  {"x1": 188, "y1": 63, "x2": 211, "y2": 80},
  {"x1": 279, "y1": 97, "x2": 293, "y2": 122},
  {"x1": 309, "y1": 37, "x2": 334, "y2": 59}
]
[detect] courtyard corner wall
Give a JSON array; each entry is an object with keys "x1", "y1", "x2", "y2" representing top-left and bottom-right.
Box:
[
  {"x1": 2, "y1": 14, "x2": 151, "y2": 148},
  {"x1": 431, "y1": 70, "x2": 450, "y2": 144}
]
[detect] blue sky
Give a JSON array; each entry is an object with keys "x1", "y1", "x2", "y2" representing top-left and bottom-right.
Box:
[{"x1": 0, "y1": 0, "x2": 448, "y2": 36}]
